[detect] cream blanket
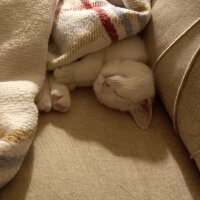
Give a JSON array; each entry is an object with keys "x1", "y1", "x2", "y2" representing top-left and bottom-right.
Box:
[{"x1": 0, "y1": 0, "x2": 151, "y2": 188}]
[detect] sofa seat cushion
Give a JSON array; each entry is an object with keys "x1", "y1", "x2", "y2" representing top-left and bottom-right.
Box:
[{"x1": 1, "y1": 89, "x2": 200, "y2": 200}]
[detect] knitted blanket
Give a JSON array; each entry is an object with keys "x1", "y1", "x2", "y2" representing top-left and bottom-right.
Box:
[
  {"x1": 48, "y1": 0, "x2": 151, "y2": 70},
  {"x1": 0, "y1": 0, "x2": 151, "y2": 188}
]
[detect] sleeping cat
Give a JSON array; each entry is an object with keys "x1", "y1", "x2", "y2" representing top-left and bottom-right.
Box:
[{"x1": 36, "y1": 36, "x2": 155, "y2": 129}]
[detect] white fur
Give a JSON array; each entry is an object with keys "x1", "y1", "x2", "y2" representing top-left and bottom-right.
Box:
[
  {"x1": 36, "y1": 74, "x2": 71, "y2": 112},
  {"x1": 36, "y1": 76, "x2": 52, "y2": 113},
  {"x1": 54, "y1": 36, "x2": 148, "y2": 89},
  {"x1": 93, "y1": 59, "x2": 154, "y2": 110},
  {"x1": 38, "y1": 36, "x2": 155, "y2": 129},
  {"x1": 49, "y1": 75, "x2": 71, "y2": 112},
  {"x1": 54, "y1": 51, "x2": 104, "y2": 88},
  {"x1": 93, "y1": 59, "x2": 154, "y2": 129}
]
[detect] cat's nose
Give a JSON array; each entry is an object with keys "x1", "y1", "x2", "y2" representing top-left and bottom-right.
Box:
[{"x1": 103, "y1": 80, "x2": 111, "y2": 87}]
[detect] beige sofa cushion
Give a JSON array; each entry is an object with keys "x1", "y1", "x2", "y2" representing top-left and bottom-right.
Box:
[
  {"x1": 0, "y1": 89, "x2": 200, "y2": 199},
  {"x1": 143, "y1": 0, "x2": 200, "y2": 168}
]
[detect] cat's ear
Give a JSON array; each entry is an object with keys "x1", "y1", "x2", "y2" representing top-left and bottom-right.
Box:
[{"x1": 130, "y1": 99, "x2": 152, "y2": 130}]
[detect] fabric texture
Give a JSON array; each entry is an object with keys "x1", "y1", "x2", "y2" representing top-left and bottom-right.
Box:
[
  {"x1": 1, "y1": 0, "x2": 200, "y2": 196},
  {"x1": 0, "y1": 0, "x2": 151, "y2": 188},
  {"x1": 143, "y1": 0, "x2": 200, "y2": 168},
  {"x1": 0, "y1": 0, "x2": 55, "y2": 188},
  {"x1": 1, "y1": 89, "x2": 200, "y2": 200},
  {"x1": 47, "y1": 0, "x2": 151, "y2": 70}
]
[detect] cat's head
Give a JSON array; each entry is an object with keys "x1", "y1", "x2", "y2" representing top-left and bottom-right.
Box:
[{"x1": 93, "y1": 59, "x2": 155, "y2": 130}]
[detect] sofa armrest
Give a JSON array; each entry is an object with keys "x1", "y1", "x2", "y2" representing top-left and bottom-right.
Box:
[{"x1": 143, "y1": 0, "x2": 200, "y2": 169}]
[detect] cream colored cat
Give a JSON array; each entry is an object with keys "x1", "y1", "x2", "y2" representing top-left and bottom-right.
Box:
[
  {"x1": 36, "y1": 73, "x2": 71, "y2": 113},
  {"x1": 36, "y1": 36, "x2": 155, "y2": 129}
]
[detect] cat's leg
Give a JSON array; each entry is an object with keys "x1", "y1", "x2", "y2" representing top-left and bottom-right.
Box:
[
  {"x1": 54, "y1": 51, "x2": 104, "y2": 88},
  {"x1": 49, "y1": 75, "x2": 71, "y2": 112},
  {"x1": 36, "y1": 75, "x2": 52, "y2": 112}
]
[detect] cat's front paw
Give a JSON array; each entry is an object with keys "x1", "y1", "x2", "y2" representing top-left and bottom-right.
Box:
[
  {"x1": 54, "y1": 66, "x2": 75, "y2": 84},
  {"x1": 36, "y1": 79, "x2": 52, "y2": 112},
  {"x1": 51, "y1": 88, "x2": 71, "y2": 112},
  {"x1": 36, "y1": 92, "x2": 52, "y2": 113}
]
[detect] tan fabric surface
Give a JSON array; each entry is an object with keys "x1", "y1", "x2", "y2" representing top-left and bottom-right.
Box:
[
  {"x1": 177, "y1": 54, "x2": 200, "y2": 169},
  {"x1": 143, "y1": 0, "x2": 200, "y2": 168},
  {"x1": 0, "y1": 89, "x2": 200, "y2": 200}
]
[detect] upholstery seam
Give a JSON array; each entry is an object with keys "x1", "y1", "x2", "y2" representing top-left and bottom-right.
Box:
[
  {"x1": 152, "y1": 18, "x2": 200, "y2": 72},
  {"x1": 173, "y1": 47, "x2": 200, "y2": 135}
]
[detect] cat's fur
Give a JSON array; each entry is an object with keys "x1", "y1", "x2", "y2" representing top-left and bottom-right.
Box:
[
  {"x1": 36, "y1": 73, "x2": 71, "y2": 113},
  {"x1": 37, "y1": 36, "x2": 155, "y2": 129}
]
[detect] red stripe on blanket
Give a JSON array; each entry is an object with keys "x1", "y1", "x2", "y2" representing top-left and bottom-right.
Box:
[
  {"x1": 94, "y1": 7, "x2": 118, "y2": 43},
  {"x1": 56, "y1": 7, "x2": 83, "y2": 16},
  {"x1": 80, "y1": 0, "x2": 93, "y2": 9},
  {"x1": 80, "y1": 0, "x2": 118, "y2": 43}
]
